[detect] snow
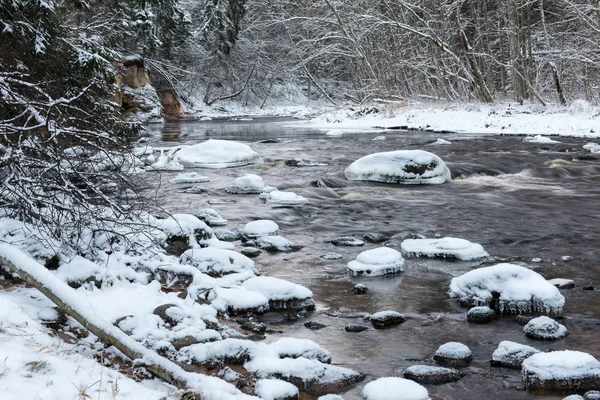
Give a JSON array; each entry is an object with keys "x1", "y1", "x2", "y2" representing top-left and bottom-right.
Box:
[
  {"x1": 170, "y1": 172, "x2": 210, "y2": 184},
  {"x1": 180, "y1": 248, "x2": 257, "y2": 277},
  {"x1": 449, "y1": 263, "x2": 565, "y2": 313},
  {"x1": 344, "y1": 150, "x2": 451, "y2": 184},
  {"x1": 242, "y1": 276, "x2": 313, "y2": 301},
  {"x1": 159, "y1": 213, "x2": 211, "y2": 238},
  {"x1": 522, "y1": 351, "x2": 600, "y2": 381},
  {"x1": 548, "y1": 278, "x2": 575, "y2": 288},
  {"x1": 226, "y1": 174, "x2": 277, "y2": 194},
  {"x1": 175, "y1": 139, "x2": 263, "y2": 168},
  {"x1": 491, "y1": 341, "x2": 539, "y2": 367},
  {"x1": 371, "y1": 310, "x2": 404, "y2": 321},
  {"x1": 401, "y1": 237, "x2": 488, "y2": 260},
  {"x1": 584, "y1": 143, "x2": 600, "y2": 154},
  {"x1": 373, "y1": 136, "x2": 387, "y2": 141},
  {"x1": 55, "y1": 255, "x2": 103, "y2": 284},
  {"x1": 37, "y1": 306, "x2": 59, "y2": 321},
  {"x1": 210, "y1": 287, "x2": 270, "y2": 314},
  {"x1": 435, "y1": 342, "x2": 472, "y2": 359},
  {"x1": 523, "y1": 135, "x2": 561, "y2": 144},
  {"x1": 432, "y1": 138, "x2": 451, "y2": 145},
  {"x1": 523, "y1": 316, "x2": 568, "y2": 340},
  {"x1": 256, "y1": 235, "x2": 302, "y2": 252},
  {"x1": 195, "y1": 208, "x2": 228, "y2": 226},
  {"x1": 362, "y1": 377, "x2": 430, "y2": 400},
  {"x1": 270, "y1": 338, "x2": 332, "y2": 363},
  {"x1": 347, "y1": 247, "x2": 404, "y2": 277},
  {"x1": 260, "y1": 190, "x2": 309, "y2": 205},
  {"x1": 255, "y1": 379, "x2": 299, "y2": 400},
  {"x1": 243, "y1": 220, "x2": 280, "y2": 238}
]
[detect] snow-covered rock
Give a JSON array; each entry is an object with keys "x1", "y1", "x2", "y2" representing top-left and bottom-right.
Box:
[
  {"x1": 210, "y1": 287, "x2": 270, "y2": 315},
  {"x1": 169, "y1": 172, "x2": 210, "y2": 184},
  {"x1": 584, "y1": 143, "x2": 600, "y2": 154},
  {"x1": 401, "y1": 237, "x2": 488, "y2": 261},
  {"x1": 403, "y1": 365, "x2": 464, "y2": 384},
  {"x1": 549, "y1": 278, "x2": 575, "y2": 289},
  {"x1": 363, "y1": 377, "x2": 430, "y2": 400},
  {"x1": 433, "y1": 342, "x2": 472, "y2": 368},
  {"x1": 347, "y1": 247, "x2": 404, "y2": 277},
  {"x1": 491, "y1": 341, "x2": 540, "y2": 369},
  {"x1": 226, "y1": 174, "x2": 277, "y2": 194},
  {"x1": 344, "y1": 150, "x2": 451, "y2": 184},
  {"x1": 243, "y1": 220, "x2": 279, "y2": 238},
  {"x1": 523, "y1": 316, "x2": 568, "y2": 340},
  {"x1": 331, "y1": 236, "x2": 365, "y2": 246},
  {"x1": 522, "y1": 351, "x2": 600, "y2": 391},
  {"x1": 175, "y1": 139, "x2": 263, "y2": 168},
  {"x1": 270, "y1": 338, "x2": 332, "y2": 363},
  {"x1": 214, "y1": 229, "x2": 241, "y2": 242},
  {"x1": 256, "y1": 236, "x2": 303, "y2": 252},
  {"x1": 466, "y1": 306, "x2": 496, "y2": 323},
  {"x1": 585, "y1": 391, "x2": 600, "y2": 400},
  {"x1": 242, "y1": 276, "x2": 314, "y2": 313},
  {"x1": 194, "y1": 209, "x2": 228, "y2": 226},
  {"x1": 178, "y1": 338, "x2": 256, "y2": 366},
  {"x1": 260, "y1": 190, "x2": 308, "y2": 205},
  {"x1": 369, "y1": 310, "x2": 406, "y2": 328},
  {"x1": 449, "y1": 263, "x2": 565, "y2": 313},
  {"x1": 180, "y1": 248, "x2": 257, "y2": 278},
  {"x1": 353, "y1": 283, "x2": 368, "y2": 295},
  {"x1": 322, "y1": 252, "x2": 343, "y2": 260},
  {"x1": 523, "y1": 135, "x2": 561, "y2": 144},
  {"x1": 432, "y1": 138, "x2": 451, "y2": 145},
  {"x1": 373, "y1": 136, "x2": 387, "y2": 141},
  {"x1": 255, "y1": 379, "x2": 299, "y2": 400},
  {"x1": 318, "y1": 395, "x2": 344, "y2": 400}
]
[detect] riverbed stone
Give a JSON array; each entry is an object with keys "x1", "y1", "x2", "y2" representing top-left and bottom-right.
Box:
[
  {"x1": 256, "y1": 236, "x2": 303, "y2": 252},
  {"x1": 363, "y1": 377, "x2": 430, "y2": 400},
  {"x1": 241, "y1": 247, "x2": 262, "y2": 258},
  {"x1": 322, "y1": 252, "x2": 343, "y2": 260},
  {"x1": 305, "y1": 321, "x2": 327, "y2": 330},
  {"x1": 363, "y1": 233, "x2": 390, "y2": 243},
  {"x1": 344, "y1": 324, "x2": 368, "y2": 333},
  {"x1": 490, "y1": 341, "x2": 540, "y2": 369},
  {"x1": 522, "y1": 350, "x2": 600, "y2": 392},
  {"x1": 330, "y1": 236, "x2": 365, "y2": 246},
  {"x1": 153, "y1": 303, "x2": 180, "y2": 325},
  {"x1": 213, "y1": 228, "x2": 241, "y2": 242},
  {"x1": 241, "y1": 321, "x2": 267, "y2": 334},
  {"x1": 467, "y1": 306, "x2": 496, "y2": 323},
  {"x1": 403, "y1": 365, "x2": 465, "y2": 384},
  {"x1": 563, "y1": 396, "x2": 584, "y2": 400},
  {"x1": 194, "y1": 208, "x2": 228, "y2": 226},
  {"x1": 433, "y1": 342, "x2": 472, "y2": 368},
  {"x1": 523, "y1": 316, "x2": 568, "y2": 340},
  {"x1": 549, "y1": 278, "x2": 575, "y2": 289},
  {"x1": 353, "y1": 284, "x2": 368, "y2": 295},
  {"x1": 585, "y1": 391, "x2": 600, "y2": 400},
  {"x1": 254, "y1": 379, "x2": 299, "y2": 400},
  {"x1": 370, "y1": 311, "x2": 406, "y2": 329}
]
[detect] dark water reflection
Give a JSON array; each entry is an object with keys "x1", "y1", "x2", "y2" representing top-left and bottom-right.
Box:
[{"x1": 145, "y1": 118, "x2": 600, "y2": 400}]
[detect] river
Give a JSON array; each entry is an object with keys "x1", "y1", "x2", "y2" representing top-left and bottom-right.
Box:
[{"x1": 144, "y1": 117, "x2": 600, "y2": 400}]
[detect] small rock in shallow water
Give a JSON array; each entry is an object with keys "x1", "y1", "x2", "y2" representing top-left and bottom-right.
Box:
[
  {"x1": 347, "y1": 247, "x2": 404, "y2": 277},
  {"x1": 467, "y1": 306, "x2": 495, "y2": 323},
  {"x1": 561, "y1": 255, "x2": 573, "y2": 262},
  {"x1": 256, "y1": 236, "x2": 303, "y2": 252},
  {"x1": 434, "y1": 342, "x2": 472, "y2": 368},
  {"x1": 241, "y1": 321, "x2": 267, "y2": 334},
  {"x1": 585, "y1": 391, "x2": 600, "y2": 400},
  {"x1": 344, "y1": 324, "x2": 368, "y2": 333},
  {"x1": 403, "y1": 365, "x2": 465, "y2": 384},
  {"x1": 322, "y1": 252, "x2": 342, "y2": 260},
  {"x1": 523, "y1": 316, "x2": 568, "y2": 340},
  {"x1": 260, "y1": 312, "x2": 287, "y2": 324},
  {"x1": 363, "y1": 233, "x2": 390, "y2": 243},
  {"x1": 401, "y1": 237, "x2": 488, "y2": 261},
  {"x1": 370, "y1": 311, "x2": 406, "y2": 328},
  {"x1": 548, "y1": 278, "x2": 575, "y2": 289},
  {"x1": 363, "y1": 377, "x2": 430, "y2": 400},
  {"x1": 243, "y1": 220, "x2": 279, "y2": 238},
  {"x1": 330, "y1": 236, "x2": 365, "y2": 246},
  {"x1": 241, "y1": 247, "x2": 262, "y2": 258},
  {"x1": 353, "y1": 284, "x2": 368, "y2": 295},
  {"x1": 213, "y1": 228, "x2": 241, "y2": 242},
  {"x1": 522, "y1": 350, "x2": 600, "y2": 391},
  {"x1": 226, "y1": 174, "x2": 277, "y2": 194},
  {"x1": 490, "y1": 341, "x2": 540, "y2": 369},
  {"x1": 255, "y1": 379, "x2": 299, "y2": 400},
  {"x1": 304, "y1": 321, "x2": 327, "y2": 330}
]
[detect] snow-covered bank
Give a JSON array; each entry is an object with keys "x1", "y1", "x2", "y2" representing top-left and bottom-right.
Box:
[{"x1": 306, "y1": 101, "x2": 600, "y2": 138}]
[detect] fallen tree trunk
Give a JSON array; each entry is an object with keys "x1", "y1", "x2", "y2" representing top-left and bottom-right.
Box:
[{"x1": 0, "y1": 242, "x2": 245, "y2": 398}]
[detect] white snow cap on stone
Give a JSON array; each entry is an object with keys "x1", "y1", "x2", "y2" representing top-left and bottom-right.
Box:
[
  {"x1": 255, "y1": 379, "x2": 299, "y2": 400},
  {"x1": 243, "y1": 220, "x2": 279, "y2": 238},
  {"x1": 523, "y1": 316, "x2": 568, "y2": 340},
  {"x1": 170, "y1": 172, "x2": 210, "y2": 184},
  {"x1": 449, "y1": 263, "x2": 565, "y2": 313},
  {"x1": 210, "y1": 287, "x2": 269, "y2": 314},
  {"x1": 491, "y1": 341, "x2": 539, "y2": 365},
  {"x1": 175, "y1": 139, "x2": 263, "y2": 168},
  {"x1": 401, "y1": 237, "x2": 488, "y2": 261},
  {"x1": 435, "y1": 342, "x2": 472, "y2": 359},
  {"x1": 433, "y1": 138, "x2": 451, "y2": 145},
  {"x1": 159, "y1": 213, "x2": 211, "y2": 238},
  {"x1": 363, "y1": 377, "x2": 430, "y2": 400},
  {"x1": 260, "y1": 190, "x2": 308, "y2": 205},
  {"x1": 347, "y1": 247, "x2": 404, "y2": 277},
  {"x1": 523, "y1": 135, "x2": 561, "y2": 144},
  {"x1": 583, "y1": 143, "x2": 600, "y2": 154},
  {"x1": 344, "y1": 150, "x2": 451, "y2": 184},
  {"x1": 242, "y1": 276, "x2": 313, "y2": 301},
  {"x1": 180, "y1": 248, "x2": 257, "y2": 277},
  {"x1": 226, "y1": 174, "x2": 277, "y2": 194},
  {"x1": 522, "y1": 351, "x2": 600, "y2": 381},
  {"x1": 256, "y1": 235, "x2": 300, "y2": 251}
]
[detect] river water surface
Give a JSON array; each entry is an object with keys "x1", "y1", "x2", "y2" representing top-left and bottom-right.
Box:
[{"x1": 144, "y1": 117, "x2": 600, "y2": 400}]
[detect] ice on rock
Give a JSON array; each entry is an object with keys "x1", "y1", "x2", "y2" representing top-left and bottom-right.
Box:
[
  {"x1": 210, "y1": 287, "x2": 270, "y2": 315},
  {"x1": 347, "y1": 247, "x2": 404, "y2": 277},
  {"x1": 242, "y1": 276, "x2": 314, "y2": 312},
  {"x1": 433, "y1": 342, "x2": 472, "y2": 367},
  {"x1": 243, "y1": 220, "x2": 279, "y2": 238},
  {"x1": 373, "y1": 136, "x2": 387, "y2": 141},
  {"x1": 331, "y1": 237, "x2": 365, "y2": 246},
  {"x1": 491, "y1": 341, "x2": 540, "y2": 369},
  {"x1": 362, "y1": 377, "x2": 430, "y2": 400},
  {"x1": 270, "y1": 338, "x2": 332, "y2": 363},
  {"x1": 401, "y1": 237, "x2": 488, "y2": 261},
  {"x1": 256, "y1": 236, "x2": 303, "y2": 252},
  {"x1": 449, "y1": 263, "x2": 565, "y2": 313},
  {"x1": 563, "y1": 396, "x2": 585, "y2": 400},
  {"x1": 344, "y1": 150, "x2": 451, "y2": 184},
  {"x1": 180, "y1": 248, "x2": 257, "y2": 278},
  {"x1": 584, "y1": 143, "x2": 600, "y2": 154},
  {"x1": 260, "y1": 190, "x2": 308, "y2": 205},
  {"x1": 226, "y1": 174, "x2": 277, "y2": 194},
  {"x1": 175, "y1": 139, "x2": 263, "y2": 168},
  {"x1": 194, "y1": 208, "x2": 228, "y2": 226},
  {"x1": 322, "y1": 252, "x2": 343, "y2": 260},
  {"x1": 178, "y1": 338, "x2": 257, "y2": 366},
  {"x1": 467, "y1": 306, "x2": 496, "y2": 323},
  {"x1": 523, "y1": 316, "x2": 568, "y2": 340},
  {"x1": 255, "y1": 379, "x2": 299, "y2": 400},
  {"x1": 370, "y1": 310, "x2": 406, "y2": 328},
  {"x1": 523, "y1": 135, "x2": 561, "y2": 144},
  {"x1": 169, "y1": 172, "x2": 210, "y2": 184},
  {"x1": 522, "y1": 351, "x2": 600, "y2": 391},
  {"x1": 549, "y1": 278, "x2": 575, "y2": 289}
]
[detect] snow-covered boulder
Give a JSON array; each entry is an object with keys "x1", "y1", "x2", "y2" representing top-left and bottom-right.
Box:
[
  {"x1": 243, "y1": 220, "x2": 279, "y2": 238},
  {"x1": 270, "y1": 338, "x2": 332, "y2": 364},
  {"x1": 523, "y1": 316, "x2": 568, "y2": 340},
  {"x1": 522, "y1": 351, "x2": 600, "y2": 391},
  {"x1": 466, "y1": 306, "x2": 496, "y2": 323},
  {"x1": 256, "y1": 236, "x2": 303, "y2": 252},
  {"x1": 194, "y1": 209, "x2": 228, "y2": 226},
  {"x1": 226, "y1": 174, "x2": 276, "y2": 194},
  {"x1": 214, "y1": 229, "x2": 241, "y2": 242},
  {"x1": 449, "y1": 263, "x2": 565, "y2": 314},
  {"x1": 549, "y1": 278, "x2": 575, "y2": 289},
  {"x1": 180, "y1": 248, "x2": 257, "y2": 278},
  {"x1": 210, "y1": 287, "x2": 270, "y2": 315},
  {"x1": 260, "y1": 190, "x2": 308, "y2": 205},
  {"x1": 255, "y1": 379, "x2": 299, "y2": 400},
  {"x1": 242, "y1": 276, "x2": 315, "y2": 314},
  {"x1": 433, "y1": 342, "x2": 472, "y2": 368},
  {"x1": 169, "y1": 172, "x2": 210, "y2": 184},
  {"x1": 331, "y1": 236, "x2": 365, "y2": 246},
  {"x1": 175, "y1": 139, "x2": 263, "y2": 168},
  {"x1": 344, "y1": 150, "x2": 451, "y2": 184},
  {"x1": 369, "y1": 311, "x2": 406, "y2": 328},
  {"x1": 584, "y1": 391, "x2": 600, "y2": 400},
  {"x1": 403, "y1": 365, "x2": 464, "y2": 384},
  {"x1": 347, "y1": 247, "x2": 404, "y2": 277},
  {"x1": 491, "y1": 341, "x2": 540, "y2": 369},
  {"x1": 363, "y1": 377, "x2": 430, "y2": 400},
  {"x1": 177, "y1": 338, "x2": 256, "y2": 366},
  {"x1": 523, "y1": 135, "x2": 561, "y2": 144},
  {"x1": 401, "y1": 237, "x2": 488, "y2": 261},
  {"x1": 584, "y1": 143, "x2": 600, "y2": 154},
  {"x1": 159, "y1": 214, "x2": 234, "y2": 255}
]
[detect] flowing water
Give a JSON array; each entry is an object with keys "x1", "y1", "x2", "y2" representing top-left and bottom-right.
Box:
[{"x1": 144, "y1": 118, "x2": 600, "y2": 400}]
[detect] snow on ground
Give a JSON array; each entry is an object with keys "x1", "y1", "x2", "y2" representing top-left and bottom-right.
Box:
[
  {"x1": 344, "y1": 150, "x2": 451, "y2": 184},
  {"x1": 347, "y1": 247, "x2": 404, "y2": 277},
  {"x1": 175, "y1": 139, "x2": 263, "y2": 168},
  {"x1": 449, "y1": 263, "x2": 565, "y2": 313},
  {"x1": 362, "y1": 377, "x2": 430, "y2": 400},
  {"x1": 306, "y1": 101, "x2": 600, "y2": 138},
  {"x1": 401, "y1": 237, "x2": 488, "y2": 261}
]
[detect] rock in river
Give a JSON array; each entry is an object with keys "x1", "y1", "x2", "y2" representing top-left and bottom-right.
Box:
[
  {"x1": 467, "y1": 306, "x2": 496, "y2": 323},
  {"x1": 401, "y1": 237, "x2": 488, "y2": 261},
  {"x1": 522, "y1": 350, "x2": 600, "y2": 391},
  {"x1": 344, "y1": 150, "x2": 451, "y2": 184},
  {"x1": 255, "y1": 379, "x2": 299, "y2": 400},
  {"x1": 433, "y1": 342, "x2": 472, "y2": 368},
  {"x1": 175, "y1": 139, "x2": 263, "y2": 168},
  {"x1": 243, "y1": 220, "x2": 280, "y2": 238},
  {"x1": 242, "y1": 276, "x2": 315, "y2": 314},
  {"x1": 347, "y1": 247, "x2": 404, "y2": 277},
  {"x1": 490, "y1": 341, "x2": 540, "y2": 369},
  {"x1": 330, "y1": 236, "x2": 365, "y2": 246},
  {"x1": 363, "y1": 377, "x2": 431, "y2": 400},
  {"x1": 523, "y1": 316, "x2": 568, "y2": 340},
  {"x1": 226, "y1": 174, "x2": 277, "y2": 194},
  {"x1": 369, "y1": 311, "x2": 406, "y2": 328},
  {"x1": 403, "y1": 365, "x2": 465, "y2": 384},
  {"x1": 260, "y1": 190, "x2": 309, "y2": 205},
  {"x1": 194, "y1": 208, "x2": 228, "y2": 226}
]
